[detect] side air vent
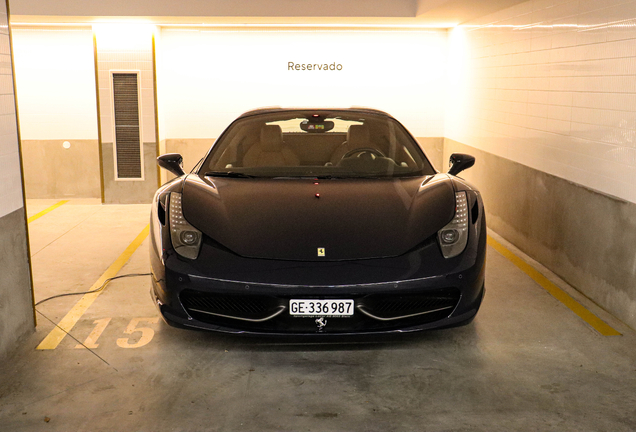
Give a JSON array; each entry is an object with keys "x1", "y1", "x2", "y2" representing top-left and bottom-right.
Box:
[
  {"x1": 157, "y1": 201, "x2": 166, "y2": 226},
  {"x1": 471, "y1": 199, "x2": 479, "y2": 224},
  {"x1": 113, "y1": 73, "x2": 142, "y2": 179}
]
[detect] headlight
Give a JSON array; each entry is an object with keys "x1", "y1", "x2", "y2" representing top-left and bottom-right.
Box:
[
  {"x1": 438, "y1": 191, "x2": 469, "y2": 258},
  {"x1": 169, "y1": 192, "x2": 202, "y2": 259}
]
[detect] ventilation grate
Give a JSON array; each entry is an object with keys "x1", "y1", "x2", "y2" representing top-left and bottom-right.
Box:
[{"x1": 113, "y1": 73, "x2": 142, "y2": 179}]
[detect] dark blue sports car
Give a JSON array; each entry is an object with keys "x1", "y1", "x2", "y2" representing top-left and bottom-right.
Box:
[{"x1": 150, "y1": 107, "x2": 486, "y2": 335}]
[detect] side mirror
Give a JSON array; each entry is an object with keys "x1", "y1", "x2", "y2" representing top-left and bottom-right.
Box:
[
  {"x1": 157, "y1": 153, "x2": 185, "y2": 177},
  {"x1": 448, "y1": 153, "x2": 475, "y2": 176}
]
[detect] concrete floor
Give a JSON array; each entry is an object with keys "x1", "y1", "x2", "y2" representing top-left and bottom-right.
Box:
[{"x1": 1, "y1": 199, "x2": 635, "y2": 431}]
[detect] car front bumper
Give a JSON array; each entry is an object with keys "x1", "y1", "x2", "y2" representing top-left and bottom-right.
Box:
[
  {"x1": 150, "y1": 187, "x2": 487, "y2": 336},
  {"x1": 150, "y1": 237, "x2": 486, "y2": 336}
]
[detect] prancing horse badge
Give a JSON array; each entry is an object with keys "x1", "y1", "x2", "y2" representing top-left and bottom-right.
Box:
[
  {"x1": 315, "y1": 317, "x2": 327, "y2": 331},
  {"x1": 317, "y1": 247, "x2": 325, "y2": 257}
]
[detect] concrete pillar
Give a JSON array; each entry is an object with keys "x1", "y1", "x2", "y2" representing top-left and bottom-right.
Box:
[
  {"x1": 0, "y1": 0, "x2": 35, "y2": 358},
  {"x1": 93, "y1": 24, "x2": 160, "y2": 204}
]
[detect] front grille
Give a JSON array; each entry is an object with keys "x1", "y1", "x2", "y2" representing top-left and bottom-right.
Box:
[
  {"x1": 358, "y1": 288, "x2": 461, "y2": 320},
  {"x1": 181, "y1": 290, "x2": 281, "y2": 321},
  {"x1": 179, "y1": 287, "x2": 461, "y2": 333}
]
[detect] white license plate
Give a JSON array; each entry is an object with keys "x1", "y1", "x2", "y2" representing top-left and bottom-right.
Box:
[{"x1": 289, "y1": 299, "x2": 354, "y2": 317}]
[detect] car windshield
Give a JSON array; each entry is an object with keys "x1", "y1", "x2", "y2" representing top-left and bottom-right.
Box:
[{"x1": 201, "y1": 110, "x2": 436, "y2": 178}]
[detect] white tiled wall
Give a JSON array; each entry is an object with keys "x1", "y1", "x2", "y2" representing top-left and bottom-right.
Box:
[
  {"x1": 446, "y1": 0, "x2": 636, "y2": 203},
  {"x1": 0, "y1": 6, "x2": 24, "y2": 219},
  {"x1": 95, "y1": 31, "x2": 156, "y2": 146}
]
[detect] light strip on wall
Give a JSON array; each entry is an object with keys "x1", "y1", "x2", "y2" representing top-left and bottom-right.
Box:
[
  {"x1": 11, "y1": 22, "x2": 456, "y2": 30},
  {"x1": 462, "y1": 17, "x2": 636, "y2": 32},
  {"x1": 158, "y1": 23, "x2": 455, "y2": 29}
]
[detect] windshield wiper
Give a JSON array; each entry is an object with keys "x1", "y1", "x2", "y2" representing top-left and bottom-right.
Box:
[
  {"x1": 204, "y1": 171, "x2": 258, "y2": 178},
  {"x1": 307, "y1": 174, "x2": 384, "y2": 179},
  {"x1": 269, "y1": 175, "x2": 350, "y2": 179},
  {"x1": 313, "y1": 174, "x2": 351, "y2": 179},
  {"x1": 345, "y1": 174, "x2": 385, "y2": 179}
]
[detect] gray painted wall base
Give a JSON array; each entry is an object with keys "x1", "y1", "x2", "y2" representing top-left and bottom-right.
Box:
[
  {"x1": 163, "y1": 138, "x2": 214, "y2": 182},
  {"x1": 0, "y1": 209, "x2": 35, "y2": 358},
  {"x1": 445, "y1": 138, "x2": 636, "y2": 331},
  {"x1": 101, "y1": 142, "x2": 159, "y2": 204},
  {"x1": 22, "y1": 139, "x2": 101, "y2": 199},
  {"x1": 416, "y1": 137, "x2": 444, "y2": 172}
]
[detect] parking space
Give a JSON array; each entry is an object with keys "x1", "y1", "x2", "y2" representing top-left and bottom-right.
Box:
[{"x1": 1, "y1": 200, "x2": 635, "y2": 432}]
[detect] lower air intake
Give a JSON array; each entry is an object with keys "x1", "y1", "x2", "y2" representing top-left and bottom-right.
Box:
[{"x1": 357, "y1": 288, "x2": 460, "y2": 321}]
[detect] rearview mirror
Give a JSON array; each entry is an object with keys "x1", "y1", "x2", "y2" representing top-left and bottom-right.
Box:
[
  {"x1": 157, "y1": 153, "x2": 185, "y2": 177},
  {"x1": 448, "y1": 153, "x2": 475, "y2": 176},
  {"x1": 300, "y1": 120, "x2": 335, "y2": 133}
]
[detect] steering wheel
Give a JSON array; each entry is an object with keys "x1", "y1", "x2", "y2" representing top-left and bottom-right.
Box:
[{"x1": 342, "y1": 147, "x2": 385, "y2": 159}]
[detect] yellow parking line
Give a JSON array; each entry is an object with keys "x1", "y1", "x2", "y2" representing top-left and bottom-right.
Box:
[
  {"x1": 28, "y1": 200, "x2": 69, "y2": 223},
  {"x1": 487, "y1": 235, "x2": 621, "y2": 336},
  {"x1": 36, "y1": 225, "x2": 150, "y2": 350}
]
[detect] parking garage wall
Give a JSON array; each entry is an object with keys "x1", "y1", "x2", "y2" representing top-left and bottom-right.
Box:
[
  {"x1": 157, "y1": 28, "x2": 448, "y2": 138},
  {"x1": 155, "y1": 28, "x2": 450, "y2": 181},
  {"x1": 446, "y1": 138, "x2": 636, "y2": 330},
  {"x1": 12, "y1": 28, "x2": 101, "y2": 199},
  {"x1": 445, "y1": 0, "x2": 636, "y2": 329},
  {"x1": 417, "y1": 137, "x2": 444, "y2": 171},
  {"x1": 0, "y1": 2, "x2": 34, "y2": 358}
]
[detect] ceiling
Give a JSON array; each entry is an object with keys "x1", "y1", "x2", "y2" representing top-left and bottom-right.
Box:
[{"x1": 10, "y1": 0, "x2": 528, "y2": 27}]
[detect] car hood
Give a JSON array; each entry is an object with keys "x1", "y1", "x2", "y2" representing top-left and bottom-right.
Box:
[{"x1": 181, "y1": 174, "x2": 456, "y2": 261}]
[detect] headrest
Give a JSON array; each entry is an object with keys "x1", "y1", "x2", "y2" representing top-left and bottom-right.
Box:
[
  {"x1": 260, "y1": 125, "x2": 283, "y2": 152},
  {"x1": 347, "y1": 124, "x2": 370, "y2": 148}
]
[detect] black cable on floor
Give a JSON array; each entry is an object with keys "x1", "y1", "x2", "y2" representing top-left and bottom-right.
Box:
[{"x1": 34, "y1": 273, "x2": 152, "y2": 306}]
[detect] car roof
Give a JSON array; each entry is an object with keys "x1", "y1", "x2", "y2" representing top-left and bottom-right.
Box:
[{"x1": 236, "y1": 107, "x2": 394, "y2": 120}]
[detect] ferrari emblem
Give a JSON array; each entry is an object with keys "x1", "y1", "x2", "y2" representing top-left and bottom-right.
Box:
[
  {"x1": 315, "y1": 317, "x2": 327, "y2": 331},
  {"x1": 317, "y1": 247, "x2": 325, "y2": 257}
]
